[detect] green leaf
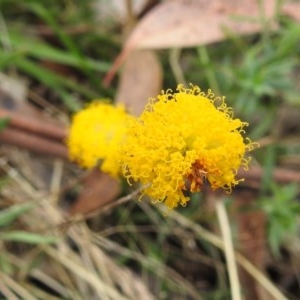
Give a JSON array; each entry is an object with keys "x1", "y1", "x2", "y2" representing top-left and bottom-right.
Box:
[
  {"x1": 8, "y1": 33, "x2": 110, "y2": 72},
  {"x1": 13, "y1": 58, "x2": 91, "y2": 111},
  {"x1": 0, "y1": 202, "x2": 36, "y2": 227},
  {"x1": 0, "y1": 50, "x2": 26, "y2": 69},
  {"x1": 0, "y1": 176, "x2": 9, "y2": 191},
  {"x1": 259, "y1": 183, "x2": 300, "y2": 257},
  {"x1": 26, "y1": 2, "x2": 101, "y2": 88},
  {"x1": 0, "y1": 117, "x2": 10, "y2": 133},
  {"x1": 0, "y1": 253, "x2": 14, "y2": 274},
  {"x1": 0, "y1": 231, "x2": 57, "y2": 244}
]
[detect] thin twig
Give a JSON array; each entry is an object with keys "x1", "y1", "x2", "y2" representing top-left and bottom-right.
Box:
[
  {"x1": 0, "y1": 108, "x2": 67, "y2": 140},
  {"x1": 169, "y1": 48, "x2": 186, "y2": 85},
  {"x1": 215, "y1": 199, "x2": 242, "y2": 300},
  {"x1": 57, "y1": 185, "x2": 148, "y2": 231},
  {"x1": 0, "y1": 127, "x2": 68, "y2": 159},
  {"x1": 238, "y1": 167, "x2": 300, "y2": 184}
]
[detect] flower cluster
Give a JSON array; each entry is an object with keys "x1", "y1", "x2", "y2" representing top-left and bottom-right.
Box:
[
  {"x1": 67, "y1": 85, "x2": 256, "y2": 210},
  {"x1": 67, "y1": 101, "x2": 129, "y2": 178},
  {"x1": 121, "y1": 84, "x2": 255, "y2": 209}
]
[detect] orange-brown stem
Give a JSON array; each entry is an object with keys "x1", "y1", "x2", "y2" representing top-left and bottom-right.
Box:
[
  {"x1": 238, "y1": 167, "x2": 300, "y2": 185},
  {"x1": 0, "y1": 127, "x2": 68, "y2": 159},
  {"x1": 0, "y1": 108, "x2": 67, "y2": 140}
]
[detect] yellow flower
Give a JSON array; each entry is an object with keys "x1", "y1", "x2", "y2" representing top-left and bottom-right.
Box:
[
  {"x1": 122, "y1": 84, "x2": 256, "y2": 209},
  {"x1": 67, "y1": 101, "x2": 129, "y2": 178}
]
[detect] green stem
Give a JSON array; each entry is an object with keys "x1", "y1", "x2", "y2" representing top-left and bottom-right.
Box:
[{"x1": 197, "y1": 47, "x2": 219, "y2": 93}]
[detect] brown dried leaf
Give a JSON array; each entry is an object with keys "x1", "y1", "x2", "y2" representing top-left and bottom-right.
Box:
[
  {"x1": 104, "y1": 0, "x2": 276, "y2": 85},
  {"x1": 115, "y1": 50, "x2": 162, "y2": 116},
  {"x1": 125, "y1": 0, "x2": 276, "y2": 50},
  {"x1": 282, "y1": 1, "x2": 300, "y2": 23},
  {"x1": 70, "y1": 169, "x2": 120, "y2": 215}
]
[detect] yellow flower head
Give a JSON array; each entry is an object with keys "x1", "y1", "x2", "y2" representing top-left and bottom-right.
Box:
[
  {"x1": 67, "y1": 101, "x2": 129, "y2": 178},
  {"x1": 122, "y1": 84, "x2": 256, "y2": 209}
]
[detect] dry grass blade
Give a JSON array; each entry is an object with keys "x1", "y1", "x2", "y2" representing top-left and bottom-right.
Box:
[
  {"x1": 216, "y1": 199, "x2": 242, "y2": 300},
  {"x1": 29, "y1": 269, "x2": 74, "y2": 299},
  {"x1": 45, "y1": 244, "x2": 130, "y2": 300},
  {"x1": 91, "y1": 232, "x2": 202, "y2": 300},
  {"x1": 0, "y1": 271, "x2": 38, "y2": 300},
  {"x1": 87, "y1": 236, "x2": 155, "y2": 300},
  {"x1": 58, "y1": 223, "x2": 155, "y2": 300},
  {"x1": 0, "y1": 159, "x2": 155, "y2": 300},
  {"x1": 163, "y1": 207, "x2": 288, "y2": 300},
  {"x1": 49, "y1": 159, "x2": 64, "y2": 205},
  {"x1": 0, "y1": 279, "x2": 19, "y2": 300}
]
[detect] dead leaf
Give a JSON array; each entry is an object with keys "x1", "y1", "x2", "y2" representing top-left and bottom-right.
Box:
[
  {"x1": 124, "y1": 0, "x2": 276, "y2": 50},
  {"x1": 104, "y1": 0, "x2": 276, "y2": 85},
  {"x1": 115, "y1": 50, "x2": 162, "y2": 116},
  {"x1": 70, "y1": 169, "x2": 120, "y2": 215},
  {"x1": 282, "y1": 1, "x2": 300, "y2": 23}
]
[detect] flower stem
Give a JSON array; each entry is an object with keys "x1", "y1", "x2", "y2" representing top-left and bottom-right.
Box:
[
  {"x1": 197, "y1": 46, "x2": 219, "y2": 93},
  {"x1": 215, "y1": 199, "x2": 242, "y2": 300},
  {"x1": 169, "y1": 48, "x2": 186, "y2": 85}
]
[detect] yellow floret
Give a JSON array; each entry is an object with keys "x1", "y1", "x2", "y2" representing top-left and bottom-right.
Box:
[
  {"x1": 67, "y1": 101, "x2": 129, "y2": 178},
  {"x1": 121, "y1": 84, "x2": 257, "y2": 209}
]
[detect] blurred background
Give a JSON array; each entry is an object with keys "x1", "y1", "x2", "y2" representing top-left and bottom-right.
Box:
[{"x1": 1, "y1": 0, "x2": 300, "y2": 299}]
